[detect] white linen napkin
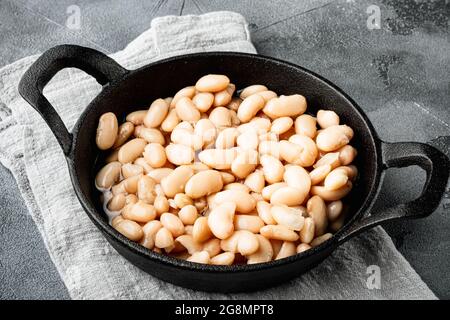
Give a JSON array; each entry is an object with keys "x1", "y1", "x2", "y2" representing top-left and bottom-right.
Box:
[{"x1": 0, "y1": 11, "x2": 435, "y2": 299}]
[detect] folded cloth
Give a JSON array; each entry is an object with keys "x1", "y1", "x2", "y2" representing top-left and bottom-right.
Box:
[{"x1": 0, "y1": 11, "x2": 436, "y2": 299}]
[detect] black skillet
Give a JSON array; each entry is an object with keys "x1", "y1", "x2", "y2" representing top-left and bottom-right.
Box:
[{"x1": 18, "y1": 45, "x2": 450, "y2": 292}]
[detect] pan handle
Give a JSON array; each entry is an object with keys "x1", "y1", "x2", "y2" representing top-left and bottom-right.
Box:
[
  {"x1": 338, "y1": 140, "x2": 449, "y2": 244},
  {"x1": 18, "y1": 45, "x2": 128, "y2": 156}
]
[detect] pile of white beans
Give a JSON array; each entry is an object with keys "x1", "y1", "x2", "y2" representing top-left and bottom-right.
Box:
[{"x1": 95, "y1": 74, "x2": 358, "y2": 265}]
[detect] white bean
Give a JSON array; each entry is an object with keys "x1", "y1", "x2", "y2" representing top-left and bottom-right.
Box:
[
  {"x1": 260, "y1": 225, "x2": 299, "y2": 241},
  {"x1": 134, "y1": 157, "x2": 153, "y2": 174},
  {"x1": 261, "y1": 182, "x2": 287, "y2": 201},
  {"x1": 161, "y1": 165, "x2": 194, "y2": 198},
  {"x1": 175, "y1": 97, "x2": 201, "y2": 122},
  {"x1": 144, "y1": 98, "x2": 169, "y2": 128},
  {"x1": 220, "y1": 172, "x2": 235, "y2": 184},
  {"x1": 260, "y1": 155, "x2": 284, "y2": 184},
  {"x1": 187, "y1": 162, "x2": 211, "y2": 173},
  {"x1": 314, "y1": 152, "x2": 341, "y2": 169},
  {"x1": 249, "y1": 117, "x2": 272, "y2": 133},
  {"x1": 187, "y1": 251, "x2": 210, "y2": 264},
  {"x1": 288, "y1": 134, "x2": 318, "y2": 167},
  {"x1": 317, "y1": 110, "x2": 339, "y2": 128},
  {"x1": 324, "y1": 168, "x2": 349, "y2": 191},
  {"x1": 96, "y1": 112, "x2": 118, "y2": 150},
  {"x1": 284, "y1": 165, "x2": 311, "y2": 195},
  {"x1": 143, "y1": 143, "x2": 167, "y2": 168},
  {"x1": 271, "y1": 117, "x2": 293, "y2": 135},
  {"x1": 195, "y1": 74, "x2": 230, "y2": 93},
  {"x1": 202, "y1": 238, "x2": 221, "y2": 257},
  {"x1": 271, "y1": 205, "x2": 305, "y2": 231},
  {"x1": 246, "y1": 235, "x2": 273, "y2": 264},
  {"x1": 310, "y1": 181, "x2": 352, "y2": 201},
  {"x1": 165, "y1": 143, "x2": 194, "y2": 165},
  {"x1": 209, "y1": 107, "x2": 232, "y2": 128},
  {"x1": 121, "y1": 163, "x2": 144, "y2": 179},
  {"x1": 207, "y1": 202, "x2": 236, "y2": 239},
  {"x1": 171, "y1": 86, "x2": 196, "y2": 108},
  {"x1": 257, "y1": 90, "x2": 277, "y2": 102},
  {"x1": 237, "y1": 129, "x2": 259, "y2": 150},
  {"x1": 155, "y1": 227, "x2": 174, "y2": 249},
  {"x1": 154, "y1": 195, "x2": 169, "y2": 215},
  {"x1": 161, "y1": 108, "x2": 180, "y2": 132},
  {"x1": 113, "y1": 121, "x2": 134, "y2": 149},
  {"x1": 306, "y1": 195, "x2": 328, "y2": 236},
  {"x1": 123, "y1": 200, "x2": 156, "y2": 223},
  {"x1": 263, "y1": 94, "x2": 307, "y2": 119},
  {"x1": 118, "y1": 138, "x2": 147, "y2": 164},
  {"x1": 220, "y1": 231, "x2": 241, "y2": 252},
  {"x1": 192, "y1": 216, "x2": 213, "y2": 243},
  {"x1": 231, "y1": 149, "x2": 259, "y2": 179},
  {"x1": 310, "y1": 233, "x2": 333, "y2": 247},
  {"x1": 185, "y1": 170, "x2": 223, "y2": 198},
  {"x1": 213, "y1": 190, "x2": 256, "y2": 214},
  {"x1": 239, "y1": 84, "x2": 268, "y2": 99},
  {"x1": 299, "y1": 217, "x2": 315, "y2": 243},
  {"x1": 210, "y1": 252, "x2": 235, "y2": 265},
  {"x1": 114, "y1": 218, "x2": 144, "y2": 241},
  {"x1": 194, "y1": 119, "x2": 217, "y2": 146},
  {"x1": 275, "y1": 241, "x2": 296, "y2": 260},
  {"x1": 140, "y1": 220, "x2": 162, "y2": 249},
  {"x1": 108, "y1": 193, "x2": 126, "y2": 212},
  {"x1": 258, "y1": 140, "x2": 281, "y2": 159},
  {"x1": 237, "y1": 230, "x2": 260, "y2": 255},
  {"x1": 96, "y1": 162, "x2": 121, "y2": 189},
  {"x1": 256, "y1": 201, "x2": 276, "y2": 225},
  {"x1": 192, "y1": 92, "x2": 214, "y2": 112},
  {"x1": 214, "y1": 84, "x2": 234, "y2": 107},
  {"x1": 316, "y1": 125, "x2": 353, "y2": 152},
  {"x1": 294, "y1": 114, "x2": 317, "y2": 138},
  {"x1": 147, "y1": 168, "x2": 173, "y2": 183},
  {"x1": 338, "y1": 145, "x2": 357, "y2": 166},
  {"x1": 224, "y1": 183, "x2": 250, "y2": 193},
  {"x1": 309, "y1": 164, "x2": 332, "y2": 185},
  {"x1": 137, "y1": 175, "x2": 157, "y2": 204},
  {"x1": 215, "y1": 128, "x2": 238, "y2": 149},
  {"x1": 160, "y1": 212, "x2": 185, "y2": 237},
  {"x1": 126, "y1": 110, "x2": 147, "y2": 125},
  {"x1": 237, "y1": 94, "x2": 266, "y2": 123},
  {"x1": 176, "y1": 132, "x2": 204, "y2": 153},
  {"x1": 135, "y1": 127, "x2": 165, "y2": 145},
  {"x1": 234, "y1": 215, "x2": 265, "y2": 233},
  {"x1": 270, "y1": 186, "x2": 306, "y2": 207},
  {"x1": 177, "y1": 205, "x2": 197, "y2": 225},
  {"x1": 244, "y1": 170, "x2": 265, "y2": 193},
  {"x1": 198, "y1": 148, "x2": 238, "y2": 170},
  {"x1": 327, "y1": 200, "x2": 343, "y2": 222},
  {"x1": 176, "y1": 234, "x2": 202, "y2": 254}
]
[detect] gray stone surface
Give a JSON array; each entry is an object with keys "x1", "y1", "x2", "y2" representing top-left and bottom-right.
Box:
[
  {"x1": 0, "y1": 0, "x2": 449, "y2": 299},
  {"x1": 0, "y1": 167, "x2": 70, "y2": 299}
]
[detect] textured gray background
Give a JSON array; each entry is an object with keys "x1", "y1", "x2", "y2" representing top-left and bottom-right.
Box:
[{"x1": 0, "y1": 0, "x2": 449, "y2": 299}]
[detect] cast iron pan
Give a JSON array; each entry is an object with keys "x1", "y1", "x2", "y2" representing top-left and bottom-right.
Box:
[{"x1": 18, "y1": 45, "x2": 450, "y2": 292}]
